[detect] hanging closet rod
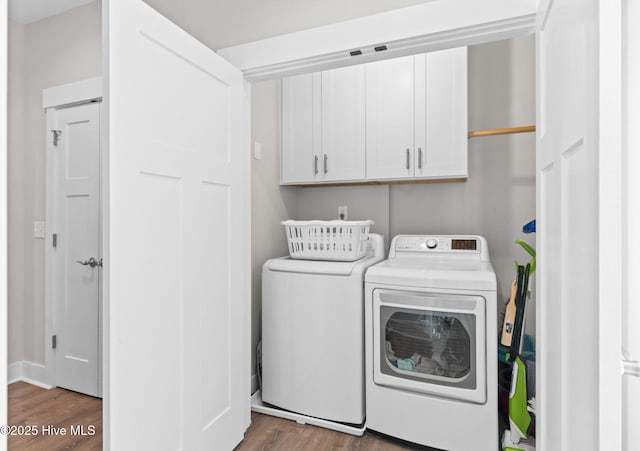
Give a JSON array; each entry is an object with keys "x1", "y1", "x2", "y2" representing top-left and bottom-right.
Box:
[{"x1": 467, "y1": 125, "x2": 536, "y2": 139}]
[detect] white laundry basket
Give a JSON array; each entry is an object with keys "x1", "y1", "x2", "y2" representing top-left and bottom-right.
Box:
[{"x1": 281, "y1": 220, "x2": 374, "y2": 261}]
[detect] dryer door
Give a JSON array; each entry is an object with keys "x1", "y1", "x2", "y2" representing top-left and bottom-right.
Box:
[{"x1": 372, "y1": 289, "x2": 486, "y2": 404}]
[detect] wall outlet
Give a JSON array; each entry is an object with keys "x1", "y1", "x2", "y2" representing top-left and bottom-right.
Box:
[
  {"x1": 338, "y1": 205, "x2": 348, "y2": 220},
  {"x1": 253, "y1": 141, "x2": 262, "y2": 160}
]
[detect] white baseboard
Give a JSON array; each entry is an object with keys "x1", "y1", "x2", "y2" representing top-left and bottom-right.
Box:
[
  {"x1": 251, "y1": 373, "x2": 259, "y2": 395},
  {"x1": 8, "y1": 361, "x2": 53, "y2": 389},
  {"x1": 7, "y1": 361, "x2": 22, "y2": 383},
  {"x1": 251, "y1": 390, "x2": 366, "y2": 436}
]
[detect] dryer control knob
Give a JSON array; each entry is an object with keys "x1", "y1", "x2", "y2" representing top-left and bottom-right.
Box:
[{"x1": 426, "y1": 239, "x2": 437, "y2": 249}]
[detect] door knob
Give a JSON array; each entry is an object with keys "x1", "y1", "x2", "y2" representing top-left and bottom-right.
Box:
[
  {"x1": 76, "y1": 257, "x2": 102, "y2": 268},
  {"x1": 622, "y1": 359, "x2": 640, "y2": 378}
]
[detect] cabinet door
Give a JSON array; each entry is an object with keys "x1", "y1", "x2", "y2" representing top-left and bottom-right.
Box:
[
  {"x1": 415, "y1": 47, "x2": 468, "y2": 178},
  {"x1": 365, "y1": 55, "x2": 415, "y2": 179},
  {"x1": 281, "y1": 73, "x2": 321, "y2": 184},
  {"x1": 321, "y1": 65, "x2": 366, "y2": 182}
]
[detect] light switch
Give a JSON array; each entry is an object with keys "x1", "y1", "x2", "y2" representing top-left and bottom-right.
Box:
[
  {"x1": 34, "y1": 221, "x2": 45, "y2": 239},
  {"x1": 254, "y1": 142, "x2": 262, "y2": 160}
]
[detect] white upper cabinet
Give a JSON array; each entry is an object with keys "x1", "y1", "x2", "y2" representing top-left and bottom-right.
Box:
[
  {"x1": 321, "y1": 65, "x2": 366, "y2": 182},
  {"x1": 281, "y1": 67, "x2": 365, "y2": 184},
  {"x1": 281, "y1": 73, "x2": 321, "y2": 184},
  {"x1": 280, "y1": 47, "x2": 467, "y2": 185},
  {"x1": 366, "y1": 47, "x2": 468, "y2": 181},
  {"x1": 415, "y1": 47, "x2": 468, "y2": 178},
  {"x1": 365, "y1": 55, "x2": 416, "y2": 180}
]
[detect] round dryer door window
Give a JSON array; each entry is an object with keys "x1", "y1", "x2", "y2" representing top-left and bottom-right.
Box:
[
  {"x1": 372, "y1": 289, "x2": 487, "y2": 404},
  {"x1": 384, "y1": 310, "x2": 473, "y2": 382}
]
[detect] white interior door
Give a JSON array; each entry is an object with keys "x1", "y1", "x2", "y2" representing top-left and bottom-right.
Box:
[
  {"x1": 537, "y1": 0, "x2": 624, "y2": 449},
  {"x1": 105, "y1": 0, "x2": 250, "y2": 449},
  {"x1": 53, "y1": 102, "x2": 101, "y2": 397}
]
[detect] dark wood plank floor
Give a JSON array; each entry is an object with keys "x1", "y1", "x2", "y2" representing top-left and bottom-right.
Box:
[
  {"x1": 8, "y1": 382, "x2": 432, "y2": 450},
  {"x1": 8, "y1": 381, "x2": 102, "y2": 450}
]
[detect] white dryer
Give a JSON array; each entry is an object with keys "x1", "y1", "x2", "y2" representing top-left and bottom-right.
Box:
[
  {"x1": 260, "y1": 233, "x2": 384, "y2": 432},
  {"x1": 364, "y1": 235, "x2": 498, "y2": 451}
]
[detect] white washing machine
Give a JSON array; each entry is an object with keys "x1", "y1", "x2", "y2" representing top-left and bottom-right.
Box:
[
  {"x1": 364, "y1": 235, "x2": 498, "y2": 451},
  {"x1": 259, "y1": 233, "x2": 384, "y2": 433}
]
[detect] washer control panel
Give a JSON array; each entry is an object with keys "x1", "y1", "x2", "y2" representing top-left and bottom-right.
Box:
[{"x1": 391, "y1": 235, "x2": 486, "y2": 258}]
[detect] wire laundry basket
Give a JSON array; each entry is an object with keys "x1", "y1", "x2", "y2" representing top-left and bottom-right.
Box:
[{"x1": 281, "y1": 219, "x2": 374, "y2": 261}]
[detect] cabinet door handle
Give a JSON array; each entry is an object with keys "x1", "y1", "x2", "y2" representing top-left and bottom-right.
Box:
[
  {"x1": 418, "y1": 148, "x2": 423, "y2": 169},
  {"x1": 324, "y1": 155, "x2": 328, "y2": 174},
  {"x1": 406, "y1": 148, "x2": 411, "y2": 170},
  {"x1": 314, "y1": 155, "x2": 319, "y2": 175}
]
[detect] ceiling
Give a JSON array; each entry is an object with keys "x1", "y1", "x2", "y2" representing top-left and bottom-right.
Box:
[
  {"x1": 9, "y1": 0, "x2": 96, "y2": 24},
  {"x1": 7, "y1": 0, "x2": 433, "y2": 49},
  {"x1": 144, "y1": 0, "x2": 432, "y2": 50}
]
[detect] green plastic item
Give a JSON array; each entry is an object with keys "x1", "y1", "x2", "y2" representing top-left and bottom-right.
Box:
[
  {"x1": 508, "y1": 357, "x2": 532, "y2": 441},
  {"x1": 515, "y1": 239, "x2": 536, "y2": 275}
]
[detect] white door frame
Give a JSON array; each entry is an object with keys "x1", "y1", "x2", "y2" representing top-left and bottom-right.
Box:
[
  {"x1": 1, "y1": 1, "x2": 9, "y2": 450},
  {"x1": 218, "y1": 0, "x2": 537, "y2": 81},
  {"x1": 43, "y1": 77, "x2": 103, "y2": 393},
  {"x1": 622, "y1": 1, "x2": 640, "y2": 447},
  {"x1": 535, "y1": 0, "x2": 624, "y2": 448},
  {"x1": 596, "y1": 0, "x2": 623, "y2": 448}
]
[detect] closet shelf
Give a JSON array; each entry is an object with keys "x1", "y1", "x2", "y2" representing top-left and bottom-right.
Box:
[{"x1": 467, "y1": 125, "x2": 536, "y2": 139}]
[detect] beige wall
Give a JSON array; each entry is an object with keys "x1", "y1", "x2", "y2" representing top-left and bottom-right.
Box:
[
  {"x1": 293, "y1": 36, "x2": 537, "y2": 338},
  {"x1": 390, "y1": 36, "x2": 536, "y2": 334},
  {"x1": 8, "y1": 1, "x2": 535, "y2": 378},
  {"x1": 296, "y1": 185, "x2": 391, "y2": 243},
  {"x1": 8, "y1": 20, "x2": 26, "y2": 364},
  {"x1": 241, "y1": 36, "x2": 536, "y2": 382},
  {"x1": 250, "y1": 80, "x2": 297, "y2": 380},
  {"x1": 9, "y1": 0, "x2": 436, "y2": 375},
  {"x1": 8, "y1": 1, "x2": 101, "y2": 365}
]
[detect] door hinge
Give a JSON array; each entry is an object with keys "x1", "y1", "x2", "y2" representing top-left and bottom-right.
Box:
[
  {"x1": 52, "y1": 233, "x2": 57, "y2": 248},
  {"x1": 52, "y1": 335, "x2": 57, "y2": 349},
  {"x1": 51, "y1": 130, "x2": 62, "y2": 147}
]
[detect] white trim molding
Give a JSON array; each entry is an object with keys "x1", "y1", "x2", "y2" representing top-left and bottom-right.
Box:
[
  {"x1": 1, "y1": 2, "x2": 9, "y2": 449},
  {"x1": 42, "y1": 76, "x2": 102, "y2": 109},
  {"x1": 598, "y1": 0, "x2": 624, "y2": 449},
  {"x1": 8, "y1": 361, "x2": 54, "y2": 390},
  {"x1": 218, "y1": 0, "x2": 536, "y2": 81},
  {"x1": 251, "y1": 373, "x2": 259, "y2": 395}
]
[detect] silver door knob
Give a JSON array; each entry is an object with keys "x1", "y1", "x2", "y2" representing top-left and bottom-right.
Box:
[{"x1": 76, "y1": 257, "x2": 102, "y2": 268}]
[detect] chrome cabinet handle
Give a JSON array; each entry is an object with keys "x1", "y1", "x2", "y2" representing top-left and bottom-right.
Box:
[
  {"x1": 76, "y1": 257, "x2": 102, "y2": 268},
  {"x1": 418, "y1": 147, "x2": 423, "y2": 169},
  {"x1": 324, "y1": 155, "x2": 328, "y2": 174},
  {"x1": 314, "y1": 155, "x2": 319, "y2": 175},
  {"x1": 406, "y1": 148, "x2": 410, "y2": 170}
]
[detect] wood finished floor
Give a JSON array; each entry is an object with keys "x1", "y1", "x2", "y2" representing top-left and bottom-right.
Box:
[
  {"x1": 8, "y1": 382, "x2": 433, "y2": 450},
  {"x1": 236, "y1": 412, "x2": 435, "y2": 451},
  {"x1": 8, "y1": 381, "x2": 102, "y2": 451}
]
